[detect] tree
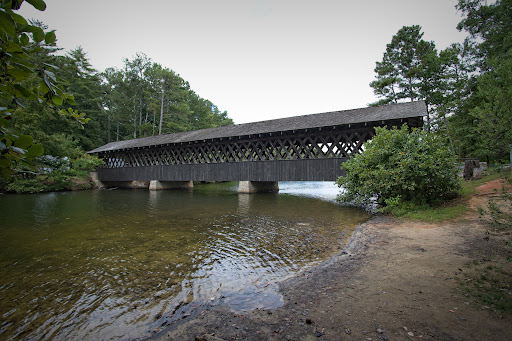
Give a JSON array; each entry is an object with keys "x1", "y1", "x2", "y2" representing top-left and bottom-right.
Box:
[
  {"x1": 450, "y1": 0, "x2": 512, "y2": 162},
  {"x1": 370, "y1": 25, "x2": 437, "y2": 105},
  {"x1": 336, "y1": 125, "x2": 460, "y2": 208},
  {"x1": 0, "y1": 0, "x2": 87, "y2": 178},
  {"x1": 54, "y1": 47, "x2": 105, "y2": 150},
  {"x1": 101, "y1": 55, "x2": 233, "y2": 141},
  {"x1": 456, "y1": 0, "x2": 512, "y2": 68}
]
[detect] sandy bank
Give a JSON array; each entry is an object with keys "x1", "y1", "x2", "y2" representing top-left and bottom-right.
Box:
[{"x1": 149, "y1": 188, "x2": 512, "y2": 341}]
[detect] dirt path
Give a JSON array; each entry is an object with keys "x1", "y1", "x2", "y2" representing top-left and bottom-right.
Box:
[{"x1": 150, "y1": 185, "x2": 512, "y2": 341}]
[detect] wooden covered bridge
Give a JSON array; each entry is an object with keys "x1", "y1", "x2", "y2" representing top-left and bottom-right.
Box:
[{"x1": 89, "y1": 101, "x2": 427, "y2": 192}]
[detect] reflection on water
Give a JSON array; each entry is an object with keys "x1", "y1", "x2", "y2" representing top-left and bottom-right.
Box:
[
  {"x1": 278, "y1": 181, "x2": 341, "y2": 201},
  {"x1": 0, "y1": 182, "x2": 368, "y2": 340}
]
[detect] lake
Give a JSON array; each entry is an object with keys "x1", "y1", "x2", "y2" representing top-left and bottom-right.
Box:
[{"x1": 0, "y1": 182, "x2": 369, "y2": 340}]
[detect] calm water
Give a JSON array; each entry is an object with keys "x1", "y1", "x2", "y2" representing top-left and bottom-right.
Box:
[{"x1": 0, "y1": 182, "x2": 369, "y2": 340}]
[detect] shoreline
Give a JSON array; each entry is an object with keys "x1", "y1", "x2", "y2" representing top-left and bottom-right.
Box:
[
  {"x1": 147, "y1": 215, "x2": 377, "y2": 341},
  {"x1": 149, "y1": 197, "x2": 512, "y2": 340}
]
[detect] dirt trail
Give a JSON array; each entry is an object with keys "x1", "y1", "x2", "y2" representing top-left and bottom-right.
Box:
[{"x1": 150, "y1": 184, "x2": 512, "y2": 341}]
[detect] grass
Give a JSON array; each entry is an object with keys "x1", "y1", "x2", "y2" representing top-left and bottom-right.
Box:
[
  {"x1": 457, "y1": 259, "x2": 512, "y2": 314},
  {"x1": 392, "y1": 170, "x2": 507, "y2": 223}
]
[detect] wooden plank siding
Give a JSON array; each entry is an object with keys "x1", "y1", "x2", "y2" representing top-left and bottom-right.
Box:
[{"x1": 97, "y1": 158, "x2": 348, "y2": 182}]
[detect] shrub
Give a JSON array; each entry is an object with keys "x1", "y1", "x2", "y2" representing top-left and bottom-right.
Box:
[
  {"x1": 336, "y1": 124, "x2": 460, "y2": 207},
  {"x1": 71, "y1": 154, "x2": 104, "y2": 173},
  {"x1": 6, "y1": 154, "x2": 103, "y2": 193}
]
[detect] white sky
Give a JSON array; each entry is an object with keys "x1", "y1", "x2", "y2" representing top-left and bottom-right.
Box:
[{"x1": 20, "y1": 0, "x2": 468, "y2": 124}]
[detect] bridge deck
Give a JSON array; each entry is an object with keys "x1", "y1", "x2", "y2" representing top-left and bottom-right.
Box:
[{"x1": 89, "y1": 101, "x2": 427, "y2": 182}]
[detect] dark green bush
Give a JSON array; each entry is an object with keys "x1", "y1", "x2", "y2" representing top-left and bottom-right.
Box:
[
  {"x1": 6, "y1": 154, "x2": 103, "y2": 193},
  {"x1": 336, "y1": 124, "x2": 460, "y2": 207}
]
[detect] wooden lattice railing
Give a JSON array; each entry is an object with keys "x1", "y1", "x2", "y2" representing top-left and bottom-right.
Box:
[{"x1": 98, "y1": 126, "x2": 374, "y2": 169}]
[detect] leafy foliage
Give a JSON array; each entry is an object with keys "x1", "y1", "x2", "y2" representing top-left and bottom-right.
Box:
[
  {"x1": 369, "y1": 25, "x2": 474, "y2": 144},
  {"x1": 1, "y1": 3, "x2": 233, "y2": 192},
  {"x1": 369, "y1": 25, "x2": 436, "y2": 105},
  {"x1": 336, "y1": 125, "x2": 460, "y2": 207},
  {"x1": 370, "y1": 1, "x2": 512, "y2": 164},
  {"x1": 101, "y1": 54, "x2": 233, "y2": 141},
  {"x1": 0, "y1": 0, "x2": 88, "y2": 179},
  {"x1": 6, "y1": 153, "x2": 103, "y2": 193},
  {"x1": 449, "y1": 0, "x2": 512, "y2": 162}
]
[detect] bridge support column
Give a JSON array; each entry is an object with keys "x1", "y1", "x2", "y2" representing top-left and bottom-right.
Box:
[
  {"x1": 89, "y1": 172, "x2": 105, "y2": 189},
  {"x1": 149, "y1": 180, "x2": 194, "y2": 191},
  {"x1": 238, "y1": 181, "x2": 279, "y2": 194}
]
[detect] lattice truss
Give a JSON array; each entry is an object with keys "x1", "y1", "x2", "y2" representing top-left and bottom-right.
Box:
[{"x1": 100, "y1": 127, "x2": 374, "y2": 168}]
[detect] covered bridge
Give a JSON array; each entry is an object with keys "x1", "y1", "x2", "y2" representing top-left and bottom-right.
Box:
[{"x1": 89, "y1": 101, "x2": 427, "y2": 192}]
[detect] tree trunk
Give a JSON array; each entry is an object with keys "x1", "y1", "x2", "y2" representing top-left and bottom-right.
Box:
[{"x1": 159, "y1": 88, "x2": 165, "y2": 135}]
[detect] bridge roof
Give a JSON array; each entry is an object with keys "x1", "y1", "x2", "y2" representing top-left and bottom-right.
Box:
[{"x1": 89, "y1": 101, "x2": 427, "y2": 153}]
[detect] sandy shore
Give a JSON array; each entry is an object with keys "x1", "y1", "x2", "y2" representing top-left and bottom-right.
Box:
[{"x1": 149, "y1": 183, "x2": 512, "y2": 341}]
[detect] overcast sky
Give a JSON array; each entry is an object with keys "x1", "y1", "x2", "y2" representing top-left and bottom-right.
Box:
[{"x1": 20, "y1": 0, "x2": 468, "y2": 124}]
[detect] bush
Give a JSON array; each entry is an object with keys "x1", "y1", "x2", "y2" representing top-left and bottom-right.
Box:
[
  {"x1": 336, "y1": 124, "x2": 460, "y2": 207},
  {"x1": 5, "y1": 154, "x2": 103, "y2": 193}
]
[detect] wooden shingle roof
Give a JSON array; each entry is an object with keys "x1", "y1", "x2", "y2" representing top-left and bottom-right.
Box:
[{"x1": 89, "y1": 101, "x2": 427, "y2": 153}]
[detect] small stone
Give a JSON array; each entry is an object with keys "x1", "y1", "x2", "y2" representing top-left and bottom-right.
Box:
[
  {"x1": 345, "y1": 328, "x2": 351, "y2": 335},
  {"x1": 376, "y1": 328, "x2": 384, "y2": 334},
  {"x1": 315, "y1": 331, "x2": 324, "y2": 337},
  {"x1": 408, "y1": 331, "x2": 414, "y2": 337},
  {"x1": 403, "y1": 326, "x2": 408, "y2": 331}
]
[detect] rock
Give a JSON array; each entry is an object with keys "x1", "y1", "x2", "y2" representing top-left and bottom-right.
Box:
[
  {"x1": 407, "y1": 331, "x2": 414, "y2": 337},
  {"x1": 345, "y1": 328, "x2": 351, "y2": 335},
  {"x1": 315, "y1": 331, "x2": 324, "y2": 337}
]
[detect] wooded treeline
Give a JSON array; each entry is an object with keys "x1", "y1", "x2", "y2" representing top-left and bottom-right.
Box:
[
  {"x1": 13, "y1": 46, "x2": 233, "y2": 155},
  {"x1": 370, "y1": 0, "x2": 512, "y2": 163},
  {"x1": 1, "y1": 1, "x2": 232, "y2": 192}
]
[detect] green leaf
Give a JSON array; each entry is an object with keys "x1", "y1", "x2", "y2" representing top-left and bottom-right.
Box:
[
  {"x1": 6, "y1": 41, "x2": 24, "y2": 53},
  {"x1": 43, "y1": 69, "x2": 56, "y2": 82},
  {"x1": 26, "y1": 144, "x2": 44, "y2": 158},
  {"x1": 10, "y1": 146, "x2": 26, "y2": 155},
  {"x1": 8, "y1": 68, "x2": 30, "y2": 81},
  {"x1": 44, "y1": 31, "x2": 55, "y2": 44},
  {"x1": 26, "y1": 0, "x2": 47, "y2": 11},
  {"x1": 12, "y1": 62, "x2": 33, "y2": 73},
  {"x1": 0, "y1": 10, "x2": 16, "y2": 36},
  {"x1": 14, "y1": 84, "x2": 32, "y2": 97},
  {"x1": 30, "y1": 26, "x2": 44, "y2": 42},
  {"x1": 43, "y1": 74, "x2": 55, "y2": 93},
  {"x1": 39, "y1": 82, "x2": 49, "y2": 94},
  {"x1": 15, "y1": 135, "x2": 33, "y2": 149},
  {"x1": 51, "y1": 95, "x2": 63, "y2": 106},
  {"x1": 42, "y1": 62, "x2": 59, "y2": 70},
  {"x1": 20, "y1": 32, "x2": 29, "y2": 45},
  {"x1": 9, "y1": 11, "x2": 28, "y2": 25}
]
